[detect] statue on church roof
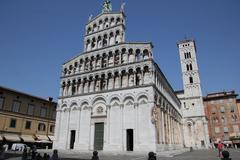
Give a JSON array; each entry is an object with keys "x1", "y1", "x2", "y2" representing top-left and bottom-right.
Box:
[
  {"x1": 102, "y1": 0, "x2": 112, "y2": 13},
  {"x1": 120, "y1": 2, "x2": 126, "y2": 12},
  {"x1": 88, "y1": 14, "x2": 93, "y2": 21}
]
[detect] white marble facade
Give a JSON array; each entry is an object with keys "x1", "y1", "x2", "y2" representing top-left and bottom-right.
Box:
[{"x1": 53, "y1": 2, "x2": 183, "y2": 152}]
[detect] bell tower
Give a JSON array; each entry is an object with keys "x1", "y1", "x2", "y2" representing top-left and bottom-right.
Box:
[
  {"x1": 178, "y1": 40, "x2": 202, "y2": 98},
  {"x1": 177, "y1": 39, "x2": 210, "y2": 149}
]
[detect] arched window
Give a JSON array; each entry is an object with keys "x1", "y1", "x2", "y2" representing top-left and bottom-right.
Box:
[
  {"x1": 93, "y1": 23, "x2": 97, "y2": 32},
  {"x1": 114, "y1": 50, "x2": 120, "y2": 65},
  {"x1": 231, "y1": 106, "x2": 235, "y2": 112},
  {"x1": 69, "y1": 65, "x2": 73, "y2": 74},
  {"x1": 189, "y1": 76, "x2": 193, "y2": 84},
  {"x1": 50, "y1": 125, "x2": 55, "y2": 133},
  {"x1": 99, "y1": 20, "x2": 103, "y2": 30},
  {"x1": 188, "y1": 52, "x2": 191, "y2": 58},
  {"x1": 72, "y1": 80, "x2": 76, "y2": 95},
  {"x1": 87, "y1": 27, "x2": 91, "y2": 34},
  {"x1": 115, "y1": 30, "x2": 120, "y2": 44},
  {"x1": 136, "y1": 67, "x2": 141, "y2": 86},
  {"x1": 103, "y1": 34, "x2": 108, "y2": 47},
  {"x1": 116, "y1": 17, "x2": 121, "y2": 24},
  {"x1": 91, "y1": 37, "x2": 96, "y2": 49},
  {"x1": 102, "y1": 53, "x2": 107, "y2": 68},
  {"x1": 38, "y1": 123, "x2": 46, "y2": 131},
  {"x1": 69, "y1": 65, "x2": 73, "y2": 71},
  {"x1": 189, "y1": 63, "x2": 193, "y2": 70},
  {"x1": 104, "y1": 17, "x2": 109, "y2": 28},
  {"x1": 64, "y1": 68, "x2": 67, "y2": 75},
  {"x1": 187, "y1": 123, "x2": 192, "y2": 137},
  {"x1": 110, "y1": 17, "x2": 115, "y2": 26},
  {"x1": 135, "y1": 49, "x2": 141, "y2": 61},
  {"x1": 211, "y1": 107, "x2": 216, "y2": 114},
  {"x1": 221, "y1": 116, "x2": 225, "y2": 123},
  {"x1": 143, "y1": 49, "x2": 150, "y2": 59},
  {"x1": 186, "y1": 64, "x2": 189, "y2": 71}
]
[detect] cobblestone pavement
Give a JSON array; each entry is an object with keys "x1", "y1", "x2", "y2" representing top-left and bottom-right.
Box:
[{"x1": 7, "y1": 149, "x2": 240, "y2": 160}]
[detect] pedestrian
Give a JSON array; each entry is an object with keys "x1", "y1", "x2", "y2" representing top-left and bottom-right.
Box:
[
  {"x1": 217, "y1": 141, "x2": 223, "y2": 157},
  {"x1": 36, "y1": 153, "x2": 42, "y2": 160},
  {"x1": 22, "y1": 147, "x2": 28, "y2": 160},
  {"x1": 0, "y1": 144, "x2": 5, "y2": 160},
  {"x1": 91, "y1": 151, "x2": 99, "y2": 160},
  {"x1": 31, "y1": 145, "x2": 37, "y2": 160},
  {"x1": 234, "y1": 144, "x2": 237, "y2": 149},
  {"x1": 50, "y1": 149, "x2": 59, "y2": 160},
  {"x1": 221, "y1": 150, "x2": 231, "y2": 160},
  {"x1": 43, "y1": 153, "x2": 49, "y2": 160},
  {"x1": 148, "y1": 152, "x2": 156, "y2": 160}
]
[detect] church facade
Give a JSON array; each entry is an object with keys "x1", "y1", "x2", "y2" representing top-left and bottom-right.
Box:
[
  {"x1": 176, "y1": 40, "x2": 210, "y2": 149},
  {"x1": 53, "y1": 1, "x2": 184, "y2": 152}
]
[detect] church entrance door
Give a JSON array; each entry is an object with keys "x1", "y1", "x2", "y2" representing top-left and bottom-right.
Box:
[
  {"x1": 94, "y1": 123, "x2": 104, "y2": 150},
  {"x1": 70, "y1": 130, "x2": 76, "y2": 149},
  {"x1": 126, "y1": 129, "x2": 134, "y2": 151}
]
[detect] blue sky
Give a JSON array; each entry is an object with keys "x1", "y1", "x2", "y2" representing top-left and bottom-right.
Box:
[{"x1": 0, "y1": 0, "x2": 239, "y2": 101}]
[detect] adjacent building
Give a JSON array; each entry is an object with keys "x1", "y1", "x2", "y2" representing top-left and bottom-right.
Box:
[
  {"x1": 0, "y1": 86, "x2": 57, "y2": 149},
  {"x1": 237, "y1": 99, "x2": 240, "y2": 119},
  {"x1": 176, "y1": 40, "x2": 210, "y2": 149},
  {"x1": 204, "y1": 91, "x2": 240, "y2": 146},
  {"x1": 53, "y1": 1, "x2": 184, "y2": 152}
]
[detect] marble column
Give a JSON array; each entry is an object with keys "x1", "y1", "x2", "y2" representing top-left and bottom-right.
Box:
[
  {"x1": 65, "y1": 108, "x2": 71, "y2": 149},
  {"x1": 55, "y1": 109, "x2": 62, "y2": 142},
  {"x1": 158, "y1": 108, "x2": 162, "y2": 144},
  {"x1": 59, "y1": 87, "x2": 63, "y2": 97},
  {"x1": 165, "y1": 111, "x2": 168, "y2": 144},
  {"x1": 162, "y1": 110, "x2": 165, "y2": 144},
  {"x1": 134, "y1": 103, "x2": 139, "y2": 146},
  {"x1": 79, "y1": 83, "x2": 83, "y2": 94},
  {"x1": 167, "y1": 111, "x2": 170, "y2": 144},
  {"x1": 120, "y1": 104, "x2": 124, "y2": 151},
  {"x1": 107, "y1": 105, "x2": 111, "y2": 145},
  {"x1": 76, "y1": 108, "x2": 82, "y2": 144}
]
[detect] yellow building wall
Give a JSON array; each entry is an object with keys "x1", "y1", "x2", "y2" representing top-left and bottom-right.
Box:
[
  {"x1": 0, "y1": 111, "x2": 54, "y2": 136},
  {"x1": 0, "y1": 116, "x2": 6, "y2": 131},
  {"x1": 237, "y1": 102, "x2": 240, "y2": 120}
]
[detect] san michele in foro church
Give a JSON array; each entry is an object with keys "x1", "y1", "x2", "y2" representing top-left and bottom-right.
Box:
[{"x1": 53, "y1": 1, "x2": 209, "y2": 152}]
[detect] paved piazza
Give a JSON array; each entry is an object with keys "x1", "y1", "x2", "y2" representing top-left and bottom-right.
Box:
[
  {"x1": 7, "y1": 149, "x2": 239, "y2": 160},
  {"x1": 48, "y1": 149, "x2": 239, "y2": 160}
]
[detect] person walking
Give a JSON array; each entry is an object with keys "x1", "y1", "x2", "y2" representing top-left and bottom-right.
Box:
[
  {"x1": 221, "y1": 150, "x2": 231, "y2": 160},
  {"x1": 43, "y1": 153, "x2": 49, "y2": 160},
  {"x1": 148, "y1": 152, "x2": 156, "y2": 160},
  {"x1": 217, "y1": 141, "x2": 223, "y2": 157},
  {"x1": 22, "y1": 147, "x2": 28, "y2": 160},
  {"x1": 50, "y1": 149, "x2": 59, "y2": 160},
  {"x1": 91, "y1": 151, "x2": 99, "y2": 160},
  {"x1": 0, "y1": 144, "x2": 5, "y2": 160},
  {"x1": 31, "y1": 145, "x2": 37, "y2": 160}
]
